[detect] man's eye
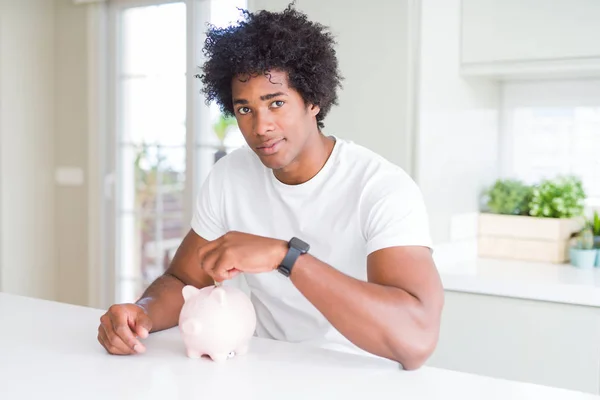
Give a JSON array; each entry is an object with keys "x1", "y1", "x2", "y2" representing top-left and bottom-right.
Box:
[
  {"x1": 238, "y1": 107, "x2": 251, "y2": 115},
  {"x1": 271, "y1": 100, "x2": 284, "y2": 108}
]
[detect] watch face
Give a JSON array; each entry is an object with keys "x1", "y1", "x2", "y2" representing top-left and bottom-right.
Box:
[{"x1": 290, "y1": 237, "x2": 310, "y2": 253}]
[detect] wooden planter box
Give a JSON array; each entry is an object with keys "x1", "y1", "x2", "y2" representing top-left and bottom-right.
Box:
[{"x1": 478, "y1": 214, "x2": 585, "y2": 263}]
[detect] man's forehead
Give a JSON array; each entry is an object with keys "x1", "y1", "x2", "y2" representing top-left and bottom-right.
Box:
[{"x1": 233, "y1": 70, "x2": 290, "y2": 87}]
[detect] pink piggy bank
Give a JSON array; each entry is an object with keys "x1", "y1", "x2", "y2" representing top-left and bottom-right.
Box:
[{"x1": 179, "y1": 284, "x2": 256, "y2": 362}]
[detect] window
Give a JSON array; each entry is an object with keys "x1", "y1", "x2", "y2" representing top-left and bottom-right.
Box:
[
  {"x1": 501, "y1": 80, "x2": 600, "y2": 206},
  {"x1": 109, "y1": 0, "x2": 246, "y2": 304},
  {"x1": 195, "y1": 0, "x2": 247, "y2": 190}
]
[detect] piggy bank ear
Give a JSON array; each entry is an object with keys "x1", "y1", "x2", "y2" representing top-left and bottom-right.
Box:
[
  {"x1": 181, "y1": 319, "x2": 202, "y2": 335},
  {"x1": 211, "y1": 287, "x2": 227, "y2": 306},
  {"x1": 182, "y1": 285, "x2": 200, "y2": 301}
]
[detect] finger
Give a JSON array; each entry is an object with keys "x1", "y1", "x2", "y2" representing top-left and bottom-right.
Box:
[
  {"x1": 200, "y1": 246, "x2": 222, "y2": 280},
  {"x1": 99, "y1": 313, "x2": 112, "y2": 331},
  {"x1": 98, "y1": 330, "x2": 111, "y2": 354},
  {"x1": 100, "y1": 324, "x2": 133, "y2": 355},
  {"x1": 197, "y1": 238, "x2": 221, "y2": 263},
  {"x1": 212, "y1": 253, "x2": 237, "y2": 282},
  {"x1": 97, "y1": 326, "x2": 108, "y2": 351},
  {"x1": 99, "y1": 314, "x2": 120, "y2": 352},
  {"x1": 131, "y1": 309, "x2": 152, "y2": 339},
  {"x1": 98, "y1": 326, "x2": 124, "y2": 355},
  {"x1": 109, "y1": 310, "x2": 144, "y2": 353}
]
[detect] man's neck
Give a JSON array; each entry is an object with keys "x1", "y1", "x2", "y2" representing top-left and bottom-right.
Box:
[{"x1": 273, "y1": 133, "x2": 335, "y2": 185}]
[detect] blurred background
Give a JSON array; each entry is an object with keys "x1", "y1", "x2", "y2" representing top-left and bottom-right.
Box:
[{"x1": 1, "y1": 0, "x2": 600, "y2": 393}]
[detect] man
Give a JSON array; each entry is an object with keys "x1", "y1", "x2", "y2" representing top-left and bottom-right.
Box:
[{"x1": 97, "y1": 5, "x2": 444, "y2": 370}]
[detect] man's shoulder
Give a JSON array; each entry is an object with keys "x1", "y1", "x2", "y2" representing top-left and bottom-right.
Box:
[
  {"x1": 216, "y1": 145, "x2": 257, "y2": 165},
  {"x1": 336, "y1": 138, "x2": 415, "y2": 188},
  {"x1": 334, "y1": 138, "x2": 425, "y2": 218},
  {"x1": 210, "y1": 145, "x2": 263, "y2": 178}
]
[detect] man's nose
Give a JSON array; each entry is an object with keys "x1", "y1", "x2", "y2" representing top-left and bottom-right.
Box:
[{"x1": 253, "y1": 110, "x2": 275, "y2": 136}]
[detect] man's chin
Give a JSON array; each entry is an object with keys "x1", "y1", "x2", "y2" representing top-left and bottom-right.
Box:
[
  {"x1": 261, "y1": 159, "x2": 287, "y2": 171},
  {"x1": 255, "y1": 153, "x2": 287, "y2": 170}
]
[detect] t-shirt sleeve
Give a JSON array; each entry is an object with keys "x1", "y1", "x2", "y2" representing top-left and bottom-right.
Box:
[
  {"x1": 190, "y1": 161, "x2": 228, "y2": 241},
  {"x1": 360, "y1": 170, "x2": 433, "y2": 255}
]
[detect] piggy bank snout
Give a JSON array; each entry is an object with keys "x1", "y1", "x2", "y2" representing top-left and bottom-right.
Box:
[{"x1": 180, "y1": 319, "x2": 202, "y2": 335}]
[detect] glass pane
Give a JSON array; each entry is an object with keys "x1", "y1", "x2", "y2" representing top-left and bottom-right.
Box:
[
  {"x1": 211, "y1": 0, "x2": 244, "y2": 27},
  {"x1": 117, "y1": 213, "x2": 184, "y2": 304},
  {"x1": 157, "y1": 146, "x2": 186, "y2": 214},
  {"x1": 119, "y1": 144, "x2": 185, "y2": 214},
  {"x1": 139, "y1": 214, "x2": 184, "y2": 283},
  {"x1": 133, "y1": 145, "x2": 186, "y2": 216},
  {"x1": 119, "y1": 145, "x2": 138, "y2": 213},
  {"x1": 195, "y1": 145, "x2": 232, "y2": 186},
  {"x1": 223, "y1": 126, "x2": 247, "y2": 148},
  {"x1": 197, "y1": 0, "x2": 248, "y2": 148},
  {"x1": 116, "y1": 2, "x2": 187, "y2": 304},
  {"x1": 121, "y1": 74, "x2": 186, "y2": 146},
  {"x1": 133, "y1": 143, "x2": 162, "y2": 214},
  {"x1": 511, "y1": 106, "x2": 600, "y2": 199},
  {"x1": 122, "y1": 3, "x2": 186, "y2": 76}
]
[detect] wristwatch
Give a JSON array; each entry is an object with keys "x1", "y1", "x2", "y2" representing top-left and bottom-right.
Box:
[{"x1": 277, "y1": 237, "x2": 310, "y2": 277}]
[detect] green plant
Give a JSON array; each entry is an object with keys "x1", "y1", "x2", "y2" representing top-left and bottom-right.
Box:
[
  {"x1": 590, "y1": 210, "x2": 600, "y2": 236},
  {"x1": 133, "y1": 142, "x2": 182, "y2": 238},
  {"x1": 574, "y1": 227, "x2": 595, "y2": 250},
  {"x1": 528, "y1": 175, "x2": 586, "y2": 218},
  {"x1": 484, "y1": 179, "x2": 533, "y2": 215},
  {"x1": 213, "y1": 114, "x2": 238, "y2": 148}
]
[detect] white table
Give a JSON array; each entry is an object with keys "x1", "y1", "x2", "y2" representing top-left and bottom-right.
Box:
[{"x1": 0, "y1": 292, "x2": 598, "y2": 400}]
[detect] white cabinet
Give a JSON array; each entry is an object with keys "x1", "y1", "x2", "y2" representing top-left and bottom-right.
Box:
[
  {"x1": 460, "y1": 0, "x2": 600, "y2": 78},
  {"x1": 427, "y1": 291, "x2": 600, "y2": 394}
]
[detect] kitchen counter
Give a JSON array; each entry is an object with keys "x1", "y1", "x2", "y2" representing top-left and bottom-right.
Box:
[
  {"x1": 439, "y1": 257, "x2": 600, "y2": 307},
  {"x1": 0, "y1": 292, "x2": 598, "y2": 399}
]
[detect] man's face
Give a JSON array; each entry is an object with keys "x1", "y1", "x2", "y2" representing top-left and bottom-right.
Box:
[{"x1": 230, "y1": 69, "x2": 320, "y2": 171}]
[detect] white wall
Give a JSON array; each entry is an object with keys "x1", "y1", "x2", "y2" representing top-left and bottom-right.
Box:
[
  {"x1": 417, "y1": 0, "x2": 500, "y2": 251},
  {"x1": 247, "y1": 0, "x2": 417, "y2": 173},
  {"x1": 0, "y1": 0, "x2": 56, "y2": 300}
]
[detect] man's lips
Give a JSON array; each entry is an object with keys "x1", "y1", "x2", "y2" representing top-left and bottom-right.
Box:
[
  {"x1": 256, "y1": 138, "x2": 284, "y2": 149},
  {"x1": 256, "y1": 138, "x2": 285, "y2": 155}
]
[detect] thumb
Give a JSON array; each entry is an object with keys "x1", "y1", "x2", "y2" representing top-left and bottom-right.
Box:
[{"x1": 133, "y1": 308, "x2": 152, "y2": 339}]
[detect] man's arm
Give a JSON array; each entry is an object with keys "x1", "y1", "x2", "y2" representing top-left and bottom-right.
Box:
[
  {"x1": 289, "y1": 245, "x2": 444, "y2": 370},
  {"x1": 136, "y1": 229, "x2": 215, "y2": 332},
  {"x1": 98, "y1": 229, "x2": 215, "y2": 355}
]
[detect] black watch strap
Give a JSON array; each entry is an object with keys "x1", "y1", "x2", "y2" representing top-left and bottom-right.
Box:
[
  {"x1": 278, "y1": 247, "x2": 301, "y2": 277},
  {"x1": 277, "y1": 237, "x2": 310, "y2": 277}
]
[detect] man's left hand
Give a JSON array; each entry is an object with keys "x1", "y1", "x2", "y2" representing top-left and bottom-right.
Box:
[{"x1": 197, "y1": 231, "x2": 288, "y2": 282}]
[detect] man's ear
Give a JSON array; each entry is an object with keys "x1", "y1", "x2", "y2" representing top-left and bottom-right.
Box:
[{"x1": 308, "y1": 103, "x2": 321, "y2": 117}]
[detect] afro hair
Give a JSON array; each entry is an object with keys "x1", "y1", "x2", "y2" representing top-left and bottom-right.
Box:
[{"x1": 198, "y1": 4, "x2": 343, "y2": 130}]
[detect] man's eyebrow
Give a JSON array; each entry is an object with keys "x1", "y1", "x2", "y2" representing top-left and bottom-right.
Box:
[
  {"x1": 233, "y1": 92, "x2": 287, "y2": 105},
  {"x1": 260, "y1": 92, "x2": 287, "y2": 101}
]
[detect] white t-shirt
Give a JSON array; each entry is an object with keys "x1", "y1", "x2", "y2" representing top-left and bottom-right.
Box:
[{"x1": 191, "y1": 136, "x2": 432, "y2": 357}]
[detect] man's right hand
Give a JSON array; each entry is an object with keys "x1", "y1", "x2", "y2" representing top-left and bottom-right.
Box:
[
  {"x1": 97, "y1": 304, "x2": 152, "y2": 355},
  {"x1": 96, "y1": 230, "x2": 216, "y2": 355}
]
